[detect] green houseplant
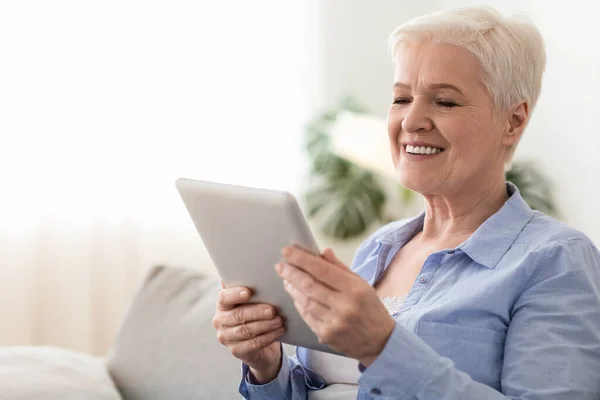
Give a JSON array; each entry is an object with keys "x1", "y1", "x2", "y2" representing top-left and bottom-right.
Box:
[{"x1": 304, "y1": 97, "x2": 557, "y2": 240}]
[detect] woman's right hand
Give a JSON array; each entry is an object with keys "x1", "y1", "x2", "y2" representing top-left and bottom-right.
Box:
[{"x1": 213, "y1": 284, "x2": 285, "y2": 384}]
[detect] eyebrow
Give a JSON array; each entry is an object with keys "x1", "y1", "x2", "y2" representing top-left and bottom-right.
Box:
[{"x1": 393, "y1": 82, "x2": 465, "y2": 95}]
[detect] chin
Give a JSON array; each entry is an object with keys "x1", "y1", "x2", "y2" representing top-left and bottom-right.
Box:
[
  {"x1": 396, "y1": 168, "x2": 438, "y2": 195},
  {"x1": 397, "y1": 171, "x2": 421, "y2": 193}
]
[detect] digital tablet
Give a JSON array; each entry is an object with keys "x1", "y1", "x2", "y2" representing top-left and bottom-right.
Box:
[{"x1": 175, "y1": 178, "x2": 342, "y2": 356}]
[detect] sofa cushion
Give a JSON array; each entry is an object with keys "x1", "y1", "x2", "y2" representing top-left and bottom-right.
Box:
[
  {"x1": 0, "y1": 346, "x2": 122, "y2": 400},
  {"x1": 106, "y1": 265, "x2": 243, "y2": 400}
]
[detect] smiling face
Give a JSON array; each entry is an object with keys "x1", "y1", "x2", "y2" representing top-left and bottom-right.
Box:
[{"x1": 388, "y1": 41, "x2": 518, "y2": 197}]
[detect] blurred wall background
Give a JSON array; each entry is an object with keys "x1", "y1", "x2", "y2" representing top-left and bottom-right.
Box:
[
  {"x1": 0, "y1": 0, "x2": 311, "y2": 355},
  {"x1": 0, "y1": 0, "x2": 597, "y2": 355}
]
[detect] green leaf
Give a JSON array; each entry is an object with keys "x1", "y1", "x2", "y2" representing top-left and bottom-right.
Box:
[
  {"x1": 303, "y1": 168, "x2": 387, "y2": 239},
  {"x1": 505, "y1": 161, "x2": 557, "y2": 216},
  {"x1": 339, "y1": 96, "x2": 368, "y2": 114},
  {"x1": 301, "y1": 95, "x2": 389, "y2": 239},
  {"x1": 305, "y1": 183, "x2": 333, "y2": 217}
]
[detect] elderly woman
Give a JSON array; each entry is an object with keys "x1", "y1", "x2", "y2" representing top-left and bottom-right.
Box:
[{"x1": 212, "y1": 6, "x2": 600, "y2": 399}]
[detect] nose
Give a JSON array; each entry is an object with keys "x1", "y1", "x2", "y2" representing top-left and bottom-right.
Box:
[{"x1": 401, "y1": 98, "x2": 433, "y2": 133}]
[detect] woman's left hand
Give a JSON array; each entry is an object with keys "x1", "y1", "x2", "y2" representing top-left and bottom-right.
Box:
[{"x1": 276, "y1": 245, "x2": 396, "y2": 366}]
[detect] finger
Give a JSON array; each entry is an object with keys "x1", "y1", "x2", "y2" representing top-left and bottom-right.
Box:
[
  {"x1": 294, "y1": 298, "x2": 327, "y2": 343},
  {"x1": 229, "y1": 326, "x2": 286, "y2": 355},
  {"x1": 221, "y1": 281, "x2": 226, "y2": 289},
  {"x1": 221, "y1": 303, "x2": 277, "y2": 327},
  {"x1": 225, "y1": 316, "x2": 284, "y2": 342},
  {"x1": 284, "y1": 280, "x2": 330, "y2": 321},
  {"x1": 321, "y1": 248, "x2": 346, "y2": 269},
  {"x1": 281, "y1": 246, "x2": 349, "y2": 291},
  {"x1": 218, "y1": 286, "x2": 252, "y2": 311},
  {"x1": 277, "y1": 263, "x2": 335, "y2": 307}
]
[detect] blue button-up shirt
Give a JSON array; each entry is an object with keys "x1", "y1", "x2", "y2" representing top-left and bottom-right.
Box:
[{"x1": 239, "y1": 183, "x2": 600, "y2": 399}]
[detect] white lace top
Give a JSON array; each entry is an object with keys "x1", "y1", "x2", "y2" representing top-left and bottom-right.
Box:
[
  {"x1": 379, "y1": 293, "x2": 409, "y2": 316},
  {"x1": 304, "y1": 295, "x2": 409, "y2": 400}
]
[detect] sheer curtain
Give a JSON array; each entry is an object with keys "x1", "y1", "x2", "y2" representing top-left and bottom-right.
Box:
[{"x1": 0, "y1": 0, "x2": 312, "y2": 355}]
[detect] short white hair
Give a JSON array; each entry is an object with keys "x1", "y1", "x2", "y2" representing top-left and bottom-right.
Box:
[{"x1": 388, "y1": 6, "x2": 546, "y2": 169}]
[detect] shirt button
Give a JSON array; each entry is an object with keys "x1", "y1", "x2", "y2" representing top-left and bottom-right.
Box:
[
  {"x1": 419, "y1": 277, "x2": 427, "y2": 283},
  {"x1": 370, "y1": 388, "x2": 382, "y2": 395},
  {"x1": 391, "y1": 311, "x2": 399, "y2": 317}
]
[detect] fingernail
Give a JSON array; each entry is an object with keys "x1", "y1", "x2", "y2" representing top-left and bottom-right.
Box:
[
  {"x1": 240, "y1": 290, "x2": 249, "y2": 298},
  {"x1": 281, "y1": 247, "x2": 291, "y2": 257},
  {"x1": 275, "y1": 263, "x2": 283, "y2": 274},
  {"x1": 264, "y1": 308, "x2": 274, "y2": 317}
]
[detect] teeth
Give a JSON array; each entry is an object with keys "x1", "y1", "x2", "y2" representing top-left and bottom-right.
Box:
[{"x1": 406, "y1": 145, "x2": 442, "y2": 155}]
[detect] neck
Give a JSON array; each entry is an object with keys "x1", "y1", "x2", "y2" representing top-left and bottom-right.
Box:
[{"x1": 420, "y1": 178, "x2": 508, "y2": 244}]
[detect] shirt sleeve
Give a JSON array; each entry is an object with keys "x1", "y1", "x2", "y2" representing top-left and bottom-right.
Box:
[
  {"x1": 359, "y1": 238, "x2": 600, "y2": 399},
  {"x1": 238, "y1": 345, "x2": 325, "y2": 399}
]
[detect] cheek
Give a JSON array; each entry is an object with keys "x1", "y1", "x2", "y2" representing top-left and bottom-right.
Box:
[
  {"x1": 450, "y1": 113, "x2": 484, "y2": 147},
  {"x1": 449, "y1": 118, "x2": 501, "y2": 168},
  {"x1": 387, "y1": 109, "x2": 402, "y2": 154}
]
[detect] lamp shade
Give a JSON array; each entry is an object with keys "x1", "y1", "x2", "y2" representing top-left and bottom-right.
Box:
[{"x1": 329, "y1": 111, "x2": 396, "y2": 178}]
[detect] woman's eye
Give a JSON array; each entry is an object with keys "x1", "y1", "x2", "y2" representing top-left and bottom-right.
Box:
[
  {"x1": 393, "y1": 98, "x2": 411, "y2": 105},
  {"x1": 437, "y1": 100, "x2": 458, "y2": 108}
]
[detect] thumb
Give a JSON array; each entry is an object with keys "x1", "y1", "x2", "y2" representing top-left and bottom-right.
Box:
[{"x1": 322, "y1": 247, "x2": 346, "y2": 268}]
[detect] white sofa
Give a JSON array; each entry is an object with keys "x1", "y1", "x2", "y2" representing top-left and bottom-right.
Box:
[{"x1": 0, "y1": 265, "x2": 249, "y2": 399}]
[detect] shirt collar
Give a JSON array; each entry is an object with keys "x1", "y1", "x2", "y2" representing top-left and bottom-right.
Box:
[
  {"x1": 459, "y1": 182, "x2": 533, "y2": 268},
  {"x1": 375, "y1": 182, "x2": 533, "y2": 269},
  {"x1": 376, "y1": 212, "x2": 424, "y2": 248}
]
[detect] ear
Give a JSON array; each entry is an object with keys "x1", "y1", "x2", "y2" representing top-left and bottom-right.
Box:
[{"x1": 503, "y1": 102, "x2": 529, "y2": 146}]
